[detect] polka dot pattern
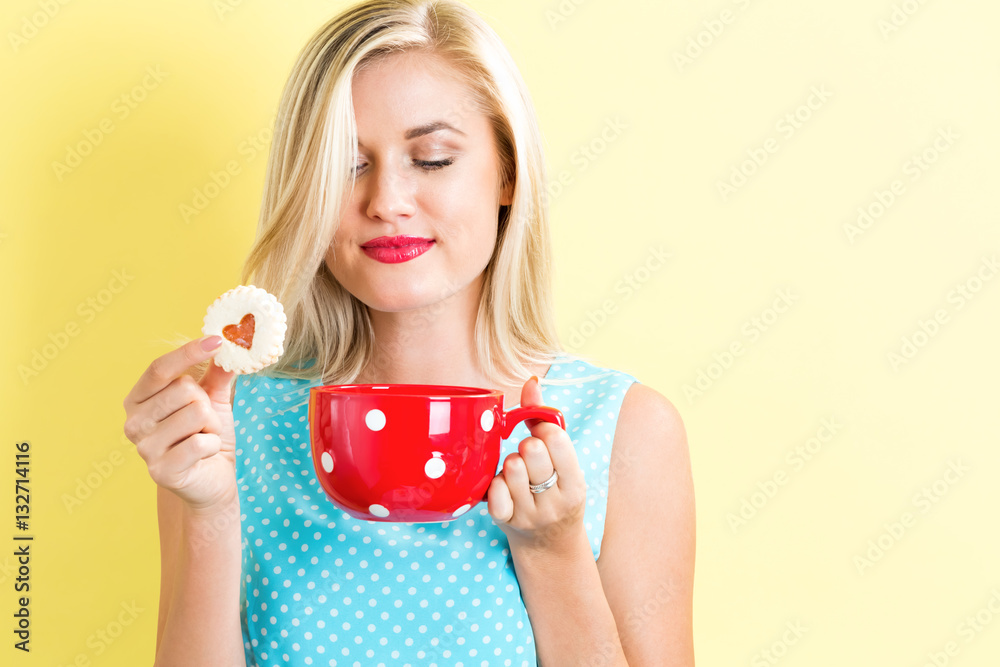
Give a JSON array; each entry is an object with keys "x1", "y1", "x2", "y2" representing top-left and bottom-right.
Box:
[
  {"x1": 234, "y1": 358, "x2": 637, "y2": 666},
  {"x1": 480, "y1": 409, "x2": 495, "y2": 432},
  {"x1": 365, "y1": 409, "x2": 386, "y2": 432},
  {"x1": 424, "y1": 455, "x2": 446, "y2": 479}
]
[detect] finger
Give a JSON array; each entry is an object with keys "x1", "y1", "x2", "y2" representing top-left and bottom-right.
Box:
[
  {"x1": 501, "y1": 453, "x2": 535, "y2": 508},
  {"x1": 519, "y1": 375, "x2": 568, "y2": 443},
  {"x1": 149, "y1": 433, "x2": 222, "y2": 489},
  {"x1": 199, "y1": 356, "x2": 235, "y2": 406},
  {"x1": 537, "y1": 429, "x2": 584, "y2": 487},
  {"x1": 163, "y1": 432, "x2": 223, "y2": 471},
  {"x1": 518, "y1": 436, "x2": 555, "y2": 487},
  {"x1": 518, "y1": 375, "x2": 576, "y2": 482},
  {"x1": 519, "y1": 375, "x2": 543, "y2": 409},
  {"x1": 152, "y1": 375, "x2": 209, "y2": 424},
  {"x1": 124, "y1": 375, "x2": 210, "y2": 444},
  {"x1": 487, "y1": 474, "x2": 514, "y2": 524},
  {"x1": 127, "y1": 336, "x2": 223, "y2": 406},
  {"x1": 136, "y1": 400, "x2": 223, "y2": 462}
]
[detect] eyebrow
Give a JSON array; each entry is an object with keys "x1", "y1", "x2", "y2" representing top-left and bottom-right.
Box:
[{"x1": 404, "y1": 121, "x2": 465, "y2": 140}]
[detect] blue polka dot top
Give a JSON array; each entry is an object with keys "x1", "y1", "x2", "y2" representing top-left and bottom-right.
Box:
[{"x1": 233, "y1": 356, "x2": 638, "y2": 667}]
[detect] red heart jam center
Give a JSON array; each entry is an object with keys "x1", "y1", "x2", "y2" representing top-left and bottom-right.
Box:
[{"x1": 222, "y1": 313, "x2": 255, "y2": 349}]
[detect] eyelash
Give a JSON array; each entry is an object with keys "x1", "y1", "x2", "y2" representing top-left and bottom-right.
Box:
[
  {"x1": 414, "y1": 158, "x2": 454, "y2": 171},
  {"x1": 352, "y1": 158, "x2": 454, "y2": 176}
]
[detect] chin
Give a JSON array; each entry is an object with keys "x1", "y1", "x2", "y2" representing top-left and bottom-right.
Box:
[
  {"x1": 359, "y1": 274, "x2": 484, "y2": 315},
  {"x1": 362, "y1": 296, "x2": 430, "y2": 314},
  {"x1": 354, "y1": 284, "x2": 447, "y2": 314}
]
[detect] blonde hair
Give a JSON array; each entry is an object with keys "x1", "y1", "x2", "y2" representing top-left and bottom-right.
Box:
[{"x1": 242, "y1": 0, "x2": 561, "y2": 386}]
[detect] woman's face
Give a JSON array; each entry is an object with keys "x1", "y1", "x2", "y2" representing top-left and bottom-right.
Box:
[{"x1": 326, "y1": 50, "x2": 509, "y2": 314}]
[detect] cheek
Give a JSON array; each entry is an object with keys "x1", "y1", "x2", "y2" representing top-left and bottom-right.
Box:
[
  {"x1": 327, "y1": 216, "x2": 359, "y2": 258},
  {"x1": 431, "y1": 164, "x2": 503, "y2": 226},
  {"x1": 323, "y1": 233, "x2": 354, "y2": 283}
]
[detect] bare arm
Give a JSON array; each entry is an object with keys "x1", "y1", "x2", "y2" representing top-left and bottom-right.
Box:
[
  {"x1": 511, "y1": 530, "x2": 629, "y2": 666},
  {"x1": 597, "y1": 383, "x2": 695, "y2": 665},
  {"x1": 488, "y1": 379, "x2": 695, "y2": 666},
  {"x1": 154, "y1": 493, "x2": 246, "y2": 667},
  {"x1": 124, "y1": 337, "x2": 247, "y2": 666},
  {"x1": 155, "y1": 486, "x2": 180, "y2": 653}
]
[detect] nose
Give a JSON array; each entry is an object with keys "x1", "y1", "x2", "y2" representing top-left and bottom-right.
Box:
[{"x1": 364, "y1": 163, "x2": 416, "y2": 223}]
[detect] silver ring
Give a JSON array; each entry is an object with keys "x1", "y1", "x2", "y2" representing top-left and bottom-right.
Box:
[{"x1": 529, "y1": 470, "x2": 558, "y2": 494}]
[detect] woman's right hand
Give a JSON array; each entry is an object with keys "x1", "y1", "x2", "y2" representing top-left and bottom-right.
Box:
[{"x1": 124, "y1": 336, "x2": 238, "y2": 511}]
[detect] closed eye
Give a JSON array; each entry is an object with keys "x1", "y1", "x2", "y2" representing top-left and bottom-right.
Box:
[{"x1": 414, "y1": 158, "x2": 454, "y2": 171}]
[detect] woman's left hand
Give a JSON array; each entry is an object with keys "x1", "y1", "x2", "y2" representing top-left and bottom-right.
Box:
[{"x1": 487, "y1": 376, "x2": 588, "y2": 553}]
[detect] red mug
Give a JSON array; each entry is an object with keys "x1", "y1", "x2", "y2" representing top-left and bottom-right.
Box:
[{"x1": 309, "y1": 384, "x2": 566, "y2": 522}]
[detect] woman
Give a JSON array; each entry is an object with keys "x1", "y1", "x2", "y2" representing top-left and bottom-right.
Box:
[{"x1": 123, "y1": 1, "x2": 694, "y2": 665}]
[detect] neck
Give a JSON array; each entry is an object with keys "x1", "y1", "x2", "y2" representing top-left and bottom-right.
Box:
[
  {"x1": 355, "y1": 276, "x2": 549, "y2": 408},
  {"x1": 359, "y1": 275, "x2": 486, "y2": 386},
  {"x1": 355, "y1": 278, "x2": 548, "y2": 409}
]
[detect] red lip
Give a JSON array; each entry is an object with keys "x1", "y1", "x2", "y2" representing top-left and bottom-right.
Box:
[{"x1": 360, "y1": 235, "x2": 435, "y2": 264}]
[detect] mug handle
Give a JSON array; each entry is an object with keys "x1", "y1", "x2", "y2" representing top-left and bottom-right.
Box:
[
  {"x1": 498, "y1": 406, "x2": 566, "y2": 439},
  {"x1": 484, "y1": 405, "x2": 568, "y2": 501}
]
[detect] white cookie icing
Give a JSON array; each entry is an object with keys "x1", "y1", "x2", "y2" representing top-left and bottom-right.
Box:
[{"x1": 202, "y1": 285, "x2": 287, "y2": 374}]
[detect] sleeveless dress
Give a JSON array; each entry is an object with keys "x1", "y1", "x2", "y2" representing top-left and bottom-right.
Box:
[{"x1": 233, "y1": 356, "x2": 639, "y2": 667}]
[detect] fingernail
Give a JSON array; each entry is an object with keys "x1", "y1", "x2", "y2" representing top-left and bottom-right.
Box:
[
  {"x1": 201, "y1": 335, "x2": 222, "y2": 351},
  {"x1": 530, "y1": 375, "x2": 539, "y2": 384}
]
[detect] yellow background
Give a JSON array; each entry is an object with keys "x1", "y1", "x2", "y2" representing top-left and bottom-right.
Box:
[{"x1": 3, "y1": 0, "x2": 998, "y2": 664}]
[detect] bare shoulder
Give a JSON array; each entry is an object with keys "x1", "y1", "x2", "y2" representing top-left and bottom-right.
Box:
[
  {"x1": 597, "y1": 381, "x2": 695, "y2": 665},
  {"x1": 609, "y1": 381, "x2": 693, "y2": 533},
  {"x1": 616, "y1": 382, "x2": 687, "y2": 454}
]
